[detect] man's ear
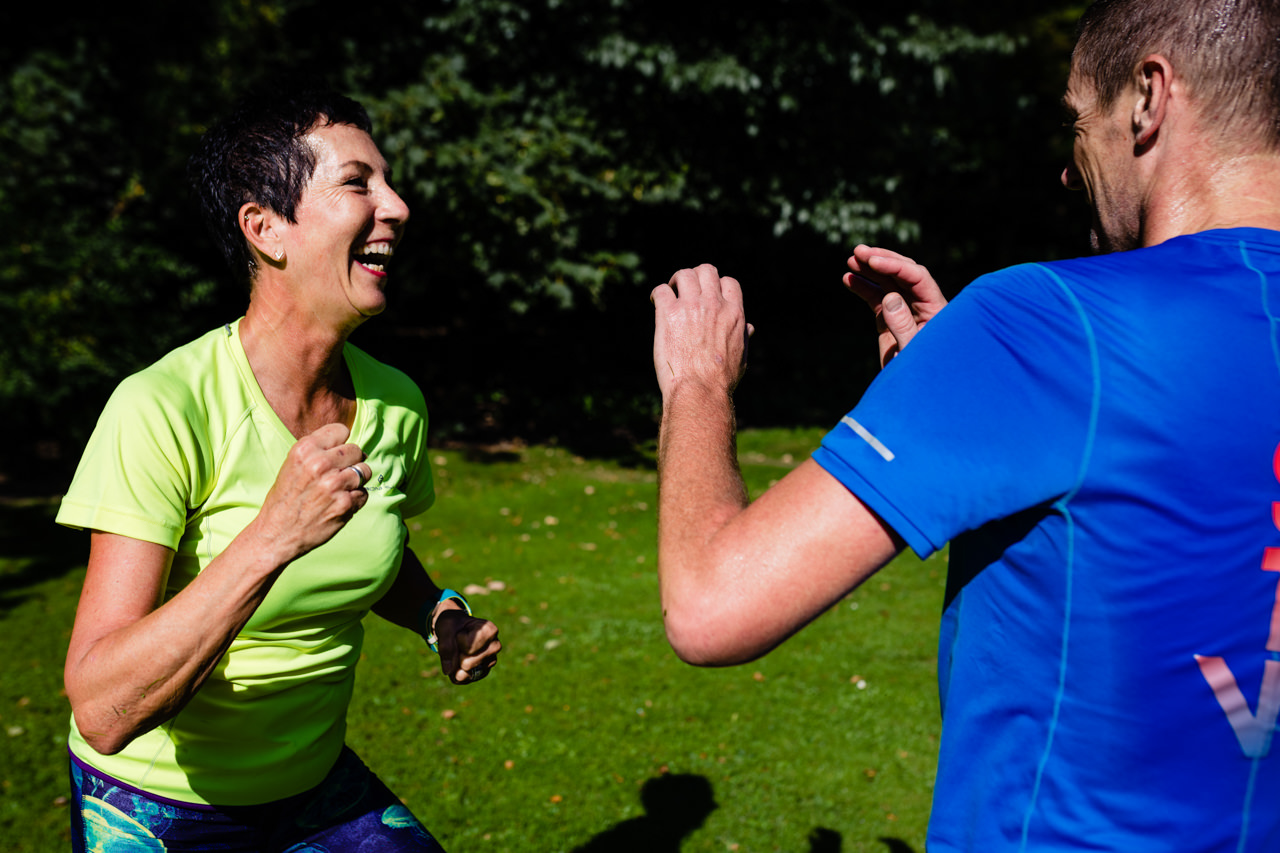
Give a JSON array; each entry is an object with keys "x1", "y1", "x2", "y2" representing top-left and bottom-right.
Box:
[
  {"x1": 239, "y1": 203, "x2": 284, "y2": 263},
  {"x1": 1133, "y1": 54, "x2": 1173, "y2": 148}
]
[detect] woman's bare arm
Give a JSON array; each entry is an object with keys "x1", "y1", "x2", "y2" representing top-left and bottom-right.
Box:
[{"x1": 64, "y1": 422, "x2": 369, "y2": 754}]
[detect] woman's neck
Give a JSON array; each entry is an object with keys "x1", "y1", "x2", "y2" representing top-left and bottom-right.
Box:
[{"x1": 239, "y1": 296, "x2": 358, "y2": 438}]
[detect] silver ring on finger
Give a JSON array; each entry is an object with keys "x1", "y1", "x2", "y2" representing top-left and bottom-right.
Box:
[{"x1": 346, "y1": 465, "x2": 368, "y2": 487}]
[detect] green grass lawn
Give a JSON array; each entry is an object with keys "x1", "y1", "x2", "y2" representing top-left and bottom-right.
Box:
[{"x1": 0, "y1": 428, "x2": 945, "y2": 852}]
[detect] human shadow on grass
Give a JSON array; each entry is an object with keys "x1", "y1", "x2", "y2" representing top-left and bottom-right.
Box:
[
  {"x1": 569, "y1": 774, "x2": 715, "y2": 853},
  {"x1": 569, "y1": 774, "x2": 846, "y2": 853},
  {"x1": 0, "y1": 500, "x2": 86, "y2": 616}
]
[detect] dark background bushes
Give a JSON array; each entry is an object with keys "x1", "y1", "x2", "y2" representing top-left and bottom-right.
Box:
[{"x1": 1, "y1": 0, "x2": 1089, "y2": 486}]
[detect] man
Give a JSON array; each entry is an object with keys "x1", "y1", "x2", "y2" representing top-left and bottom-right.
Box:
[{"x1": 650, "y1": 0, "x2": 1280, "y2": 849}]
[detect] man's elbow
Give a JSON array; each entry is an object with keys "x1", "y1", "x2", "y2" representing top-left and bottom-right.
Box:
[
  {"x1": 662, "y1": 600, "x2": 763, "y2": 668},
  {"x1": 665, "y1": 634, "x2": 744, "y2": 668}
]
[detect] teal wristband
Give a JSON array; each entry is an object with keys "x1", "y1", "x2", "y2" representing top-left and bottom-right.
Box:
[{"x1": 423, "y1": 589, "x2": 472, "y2": 653}]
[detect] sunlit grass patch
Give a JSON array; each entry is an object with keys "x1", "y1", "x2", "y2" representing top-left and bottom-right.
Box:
[{"x1": 2, "y1": 431, "x2": 943, "y2": 852}]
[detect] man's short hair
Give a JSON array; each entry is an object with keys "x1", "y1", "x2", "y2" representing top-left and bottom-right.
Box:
[
  {"x1": 1073, "y1": 0, "x2": 1280, "y2": 152},
  {"x1": 188, "y1": 85, "x2": 373, "y2": 287}
]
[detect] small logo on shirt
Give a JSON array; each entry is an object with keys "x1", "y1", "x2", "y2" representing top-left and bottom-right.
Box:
[{"x1": 367, "y1": 473, "x2": 396, "y2": 493}]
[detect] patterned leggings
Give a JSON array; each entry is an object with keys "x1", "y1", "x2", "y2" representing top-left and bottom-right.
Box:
[{"x1": 69, "y1": 747, "x2": 447, "y2": 852}]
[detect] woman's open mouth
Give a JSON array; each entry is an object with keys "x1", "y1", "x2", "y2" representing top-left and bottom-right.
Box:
[{"x1": 353, "y1": 241, "x2": 394, "y2": 274}]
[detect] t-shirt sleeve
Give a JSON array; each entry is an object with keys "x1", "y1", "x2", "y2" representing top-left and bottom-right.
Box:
[
  {"x1": 56, "y1": 372, "x2": 205, "y2": 550},
  {"x1": 812, "y1": 264, "x2": 1098, "y2": 559}
]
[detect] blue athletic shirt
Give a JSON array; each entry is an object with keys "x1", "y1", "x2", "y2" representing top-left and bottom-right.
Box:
[{"x1": 813, "y1": 228, "x2": 1280, "y2": 852}]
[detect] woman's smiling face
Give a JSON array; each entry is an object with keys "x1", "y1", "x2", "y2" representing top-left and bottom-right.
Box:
[{"x1": 280, "y1": 121, "x2": 410, "y2": 323}]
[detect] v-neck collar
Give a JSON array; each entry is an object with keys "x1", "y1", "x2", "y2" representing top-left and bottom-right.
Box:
[{"x1": 223, "y1": 318, "x2": 365, "y2": 446}]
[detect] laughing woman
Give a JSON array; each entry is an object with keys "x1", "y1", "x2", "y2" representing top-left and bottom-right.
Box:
[{"x1": 56, "y1": 87, "x2": 500, "y2": 851}]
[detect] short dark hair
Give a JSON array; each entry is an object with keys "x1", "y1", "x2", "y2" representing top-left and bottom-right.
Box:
[
  {"x1": 1072, "y1": 0, "x2": 1280, "y2": 152},
  {"x1": 188, "y1": 85, "x2": 373, "y2": 286}
]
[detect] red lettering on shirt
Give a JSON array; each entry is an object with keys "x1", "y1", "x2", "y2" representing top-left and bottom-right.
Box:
[{"x1": 1194, "y1": 440, "x2": 1280, "y2": 758}]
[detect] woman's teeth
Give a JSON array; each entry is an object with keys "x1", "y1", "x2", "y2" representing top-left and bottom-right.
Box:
[{"x1": 355, "y1": 242, "x2": 393, "y2": 271}]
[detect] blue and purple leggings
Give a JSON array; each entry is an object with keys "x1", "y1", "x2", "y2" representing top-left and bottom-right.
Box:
[{"x1": 69, "y1": 748, "x2": 447, "y2": 852}]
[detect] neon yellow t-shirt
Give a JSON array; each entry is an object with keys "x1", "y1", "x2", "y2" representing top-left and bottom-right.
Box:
[{"x1": 56, "y1": 319, "x2": 435, "y2": 805}]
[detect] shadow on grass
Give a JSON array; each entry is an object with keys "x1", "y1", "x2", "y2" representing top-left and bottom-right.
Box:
[
  {"x1": 570, "y1": 774, "x2": 850, "y2": 852},
  {"x1": 459, "y1": 447, "x2": 524, "y2": 465},
  {"x1": 560, "y1": 437, "x2": 657, "y2": 472},
  {"x1": 807, "y1": 828, "x2": 843, "y2": 851},
  {"x1": 570, "y1": 774, "x2": 715, "y2": 853},
  {"x1": 877, "y1": 837, "x2": 919, "y2": 853},
  {"x1": 444, "y1": 435, "x2": 658, "y2": 471},
  {"x1": 0, "y1": 499, "x2": 86, "y2": 617}
]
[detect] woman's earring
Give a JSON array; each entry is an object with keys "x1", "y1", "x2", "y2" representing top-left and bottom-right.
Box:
[{"x1": 275, "y1": 249, "x2": 284, "y2": 261}]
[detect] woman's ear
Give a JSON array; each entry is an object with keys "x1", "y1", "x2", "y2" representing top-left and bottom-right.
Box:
[{"x1": 239, "y1": 203, "x2": 285, "y2": 263}]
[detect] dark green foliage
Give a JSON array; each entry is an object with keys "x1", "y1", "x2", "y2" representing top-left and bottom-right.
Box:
[
  {"x1": 2, "y1": 1, "x2": 1088, "y2": 485},
  {"x1": 0, "y1": 2, "x2": 286, "y2": 481}
]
